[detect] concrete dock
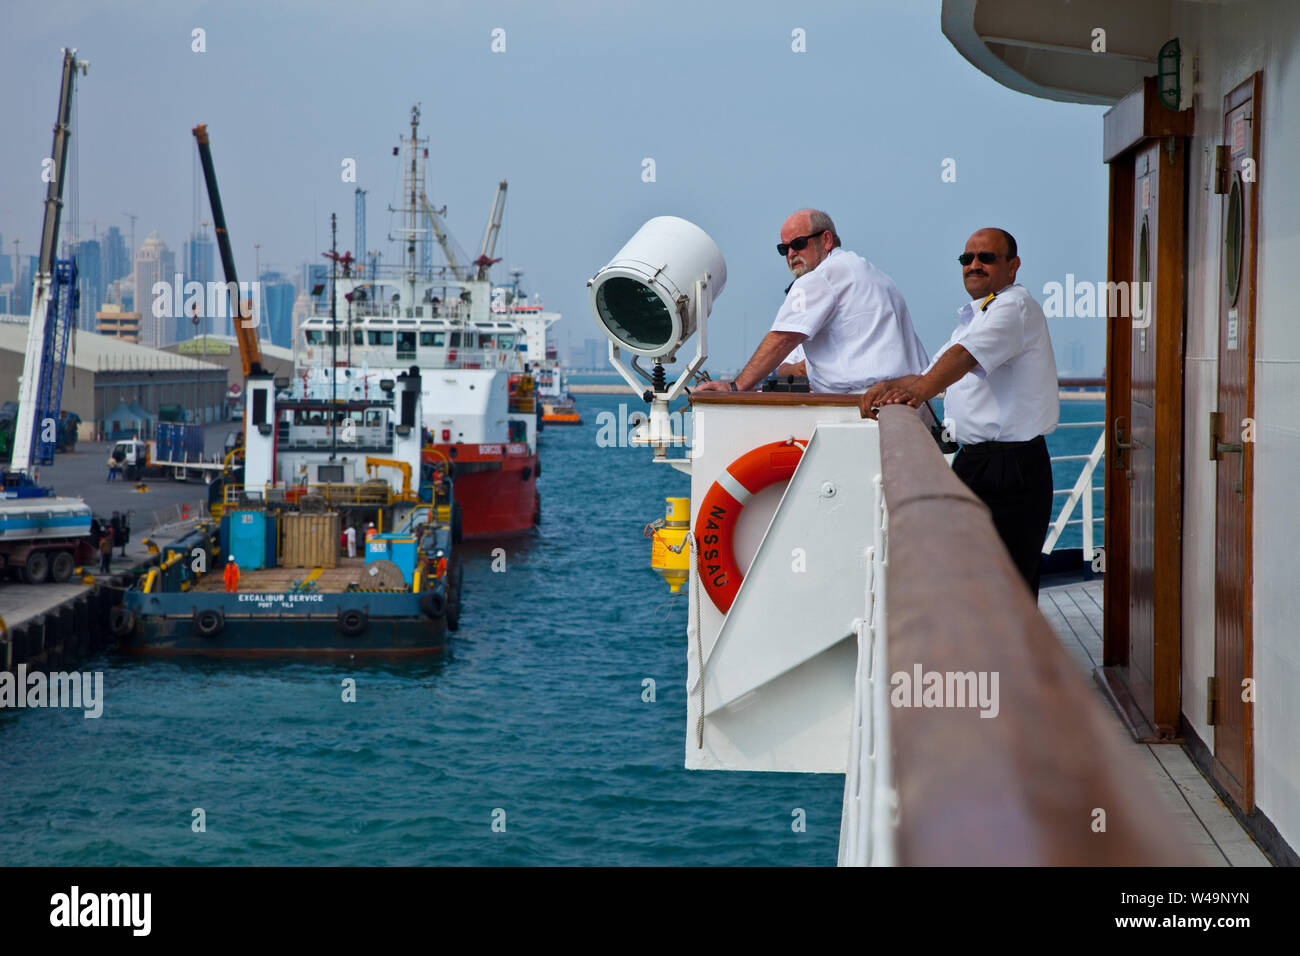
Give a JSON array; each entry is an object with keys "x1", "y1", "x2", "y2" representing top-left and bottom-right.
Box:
[{"x1": 1, "y1": 422, "x2": 235, "y2": 672}]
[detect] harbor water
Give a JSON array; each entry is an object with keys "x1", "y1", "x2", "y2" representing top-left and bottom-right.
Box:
[
  {"x1": 0, "y1": 392, "x2": 1104, "y2": 865},
  {"x1": 0, "y1": 393, "x2": 843, "y2": 866}
]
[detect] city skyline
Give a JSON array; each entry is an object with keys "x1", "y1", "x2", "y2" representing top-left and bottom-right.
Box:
[{"x1": 0, "y1": 0, "x2": 1110, "y2": 374}]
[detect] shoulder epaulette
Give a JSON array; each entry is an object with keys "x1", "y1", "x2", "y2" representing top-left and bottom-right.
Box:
[{"x1": 980, "y1": 293, "x2": 997, "y2": 312}]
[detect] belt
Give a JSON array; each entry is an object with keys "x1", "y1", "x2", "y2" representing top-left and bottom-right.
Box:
[{"x1": 958, "y1": 435, "x2": 1046, "y2": 453}]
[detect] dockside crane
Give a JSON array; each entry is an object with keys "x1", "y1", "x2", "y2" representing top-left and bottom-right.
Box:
[
  {"x1": 8, "y1": 48, "x2": 89, "y2": 491},
  {"x1": 474, "y1": 180, "x2": 508, "y2": 280},
  {"x1": 192, "y1": 124, "x2": 265, "y2": 379}
]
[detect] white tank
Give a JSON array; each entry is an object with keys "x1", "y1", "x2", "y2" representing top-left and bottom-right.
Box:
[{"x1": 588, "y1": 216, "x2": 726, "y2": 358}]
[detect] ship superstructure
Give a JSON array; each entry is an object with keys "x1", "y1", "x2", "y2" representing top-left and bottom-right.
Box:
[{"x1": 297, "y1": 105, "x2": 555, "y2": 536}]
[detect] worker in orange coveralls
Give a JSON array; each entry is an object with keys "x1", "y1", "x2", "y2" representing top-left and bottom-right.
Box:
[
  {"x1": 223, "y1": 556, "x2": 240, "y2": 593},
  {"x1": 434, "y1": 549, "x2": 448, "y2": 580}
]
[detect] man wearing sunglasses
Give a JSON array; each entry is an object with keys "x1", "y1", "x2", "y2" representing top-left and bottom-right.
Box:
[
  {"x1": 695, "y1": 209, "x2": 928, "y2": 394},
  {"x1": 858, "y1": 227, "x2": 1058, "y2": 597}
]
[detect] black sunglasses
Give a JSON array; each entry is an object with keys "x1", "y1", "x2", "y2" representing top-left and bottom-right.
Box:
[
  {"x1": 957, "y1": 251, "x2": 1004, "y2": 266},
  {"x1": 777, "y1": 230, "x2": 827, "y2": 256}
]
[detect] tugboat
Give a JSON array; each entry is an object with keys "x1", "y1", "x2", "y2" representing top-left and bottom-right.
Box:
[{"x1": 111, "y1": 367, "x2": 462, "y2": 655}]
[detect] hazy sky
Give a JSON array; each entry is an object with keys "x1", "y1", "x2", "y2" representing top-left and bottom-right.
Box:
[{"x1": 0, "y1": 0, "x2": 1109, "y2": 374}]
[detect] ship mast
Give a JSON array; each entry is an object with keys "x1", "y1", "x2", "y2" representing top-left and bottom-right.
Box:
[{"x1": 405, "y1": 105, "x2": 422, "y2": 305}]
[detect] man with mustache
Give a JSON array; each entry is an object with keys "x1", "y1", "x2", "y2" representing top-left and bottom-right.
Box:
[
  {"x1": 695, "y1": 209, "x2": 928, "y2": 393},
  {"x1": 859, "y1": 228, "x2": 1059, "y2": 596}
]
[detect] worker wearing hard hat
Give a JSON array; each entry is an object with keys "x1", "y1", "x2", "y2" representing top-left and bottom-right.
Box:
[{"x1": 223, "y1": 556, "x2": 240, "y2": 593}]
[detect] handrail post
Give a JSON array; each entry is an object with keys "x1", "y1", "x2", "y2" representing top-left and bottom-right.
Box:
[{"x1": 1082, "y1": 460, "x2": 1094, "y2": 563}]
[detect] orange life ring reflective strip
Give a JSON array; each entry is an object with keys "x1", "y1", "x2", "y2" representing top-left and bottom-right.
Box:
[{"x1": 694, "y1": 439, "x2": 806, "y2": 613}]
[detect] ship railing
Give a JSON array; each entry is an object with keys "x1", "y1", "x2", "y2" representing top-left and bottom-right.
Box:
[
  {"x1": 838, "y1": 472, "x2": 893, "y2": 866},
  {"x1": 224, "y1": 483, "x2": 396, "y2": 509},
  {"x1": 842, "y1": 406, "x2": 1191, "y2": 865},
  {"x1": 1043, "y1": 422, "x2": 1106, "y2": 563}
]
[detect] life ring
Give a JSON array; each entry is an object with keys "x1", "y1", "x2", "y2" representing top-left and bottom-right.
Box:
[
  {"x1": 193, "y1": 608, "x2": 225, "y2": 638},
  {"x1": 337, "y1": 608, "x2": 368, "y2": 637},
  {"x1": 108, "y1": 605, "x2": 136, "y2": 638},
  {"x1": 693, "y1": 439, "x2": 806, "y2": 614}
]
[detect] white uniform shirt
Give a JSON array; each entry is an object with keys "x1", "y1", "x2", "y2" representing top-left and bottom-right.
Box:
[
  {"x1": 344, "y1": 526, "x2": 356, "y2": 557},
  {"x1": 929, "y1": 283, "x2": 1059, "y2": 444},
  {"x1": 770, "y1": 248, "x2": 929, "y2": 393}
]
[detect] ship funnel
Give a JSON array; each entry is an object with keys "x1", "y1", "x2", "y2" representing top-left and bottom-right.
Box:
[{"x1": 588, "y1": 216, "x2": 725, "y2": 360}]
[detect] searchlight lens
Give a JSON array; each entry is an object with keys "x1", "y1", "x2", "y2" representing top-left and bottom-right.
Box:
[{"x1": 594, "y1": 277, "x2": 675, "y2": 352}]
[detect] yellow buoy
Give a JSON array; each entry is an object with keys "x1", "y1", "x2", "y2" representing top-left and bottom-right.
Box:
[{"x1": 648, "y1": 496, "x2": 691, "y2": 593}]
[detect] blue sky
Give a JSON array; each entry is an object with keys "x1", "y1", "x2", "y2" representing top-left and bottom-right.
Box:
[{"x1": 0, "y1": 0, "x2": 1109, "y2": 374}]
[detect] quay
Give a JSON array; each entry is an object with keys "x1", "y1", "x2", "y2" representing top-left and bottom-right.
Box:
[{"x1": 1, "y1": 429, "x2": 228, "y2": 676}]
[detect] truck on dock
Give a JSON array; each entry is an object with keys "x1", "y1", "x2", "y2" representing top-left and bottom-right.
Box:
[
  {"x1": 111, "y1": 429, "x2": 225, "y2": 483},
  {"x1": 0, "y1": 492, "x2": 98, "y2": 583}
]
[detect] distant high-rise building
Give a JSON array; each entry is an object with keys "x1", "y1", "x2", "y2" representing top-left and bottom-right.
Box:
[
  {"x1": 583, "y1": 337, "x2": 602, "y2": 371},
  {"x1": 0, "y1": 233, "x2": 10, "y2": 286},
  {"x1": 105, "y1": 276, "x2": 133, "y2": 311},
  {"x1": 103, "y1": 226, "x2": 130, "y2": 283},
  {"x1": 260, "y1": 271, "x2": 296, "y2": 348},
  {"x1": 300, "y1": 263, "x2": 329, "y2": 300},
  {"x1": 182, "y1": 228, "x2": 216, "y2": 337},
  {"x1": 133, "y1": 232, "x2": 176, "y2": 349},
  {"x1": 74, "y1": 239, "x2": 103, "y2": 331},
  {"x1": 11, "y1": 255, "x2": 39, "y2": 316},
  {"x1": 1063, "y1": 339, "x2": 1086, "y2": 375}
]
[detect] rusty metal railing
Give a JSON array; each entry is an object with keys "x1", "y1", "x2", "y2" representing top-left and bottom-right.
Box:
[{"x1": 223, "y1": 483, "x2": 395, "y2": 508}]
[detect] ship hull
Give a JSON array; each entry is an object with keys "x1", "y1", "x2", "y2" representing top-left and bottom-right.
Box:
[
  {"x1": 118, "y1": 591, "x2": 447, "y2": 656},
  {"x1": 430, "y1": 443, "x2": 539, "y2": 538}
]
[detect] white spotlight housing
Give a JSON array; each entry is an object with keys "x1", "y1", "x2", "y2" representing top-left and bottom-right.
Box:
[
  {"x1": 588, "y1": 216, "x2": 726, "y2": 361},
  {"x1": 588, "y1": 216, "x2": 726, "y2": 472}
]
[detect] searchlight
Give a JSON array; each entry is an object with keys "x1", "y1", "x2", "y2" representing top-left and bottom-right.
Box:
[{"x1": 587, "y1": 216, "x2": 725, "y2": 467}]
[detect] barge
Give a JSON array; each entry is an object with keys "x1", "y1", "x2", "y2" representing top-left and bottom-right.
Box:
[{"x1": 112, "y1": 366, "x2": 461, "y2": 656}]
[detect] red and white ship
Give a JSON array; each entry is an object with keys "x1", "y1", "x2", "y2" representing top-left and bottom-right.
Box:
[
  {"x1": 297, "y1": 105, "x2": 549, "y2": 538},
  {"x1": 496, "y1": 272, "x2": 580, "y2": 426}
]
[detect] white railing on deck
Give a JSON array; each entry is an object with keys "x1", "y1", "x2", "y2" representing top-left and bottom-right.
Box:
[
  {"x1": 839, "y1": 472, "x2": 895, "y2": 866},
  {"x1": 1042, "y1": 424, "x2": 1106, "y2": 560}
]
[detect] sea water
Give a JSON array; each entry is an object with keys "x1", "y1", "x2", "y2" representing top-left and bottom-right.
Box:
[
  {"x1": 0, "y1": 393, "x2": 1103, "y2": 865},
  {"x1": 0, "y1": 393, "x2": 843, "y2": 866}
]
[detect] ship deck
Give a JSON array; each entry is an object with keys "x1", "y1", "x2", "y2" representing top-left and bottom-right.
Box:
[
  {"x1": 193, "y1": 557, "x2": 375, "y2": 593},
  {"x1": 1038, "y1": 578, "x2": 1271, "y2": 866}
]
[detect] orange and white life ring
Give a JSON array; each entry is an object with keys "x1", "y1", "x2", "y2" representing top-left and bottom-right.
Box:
[{"x1": 694, "y1": 439, "x2": 806, "y2": 613}]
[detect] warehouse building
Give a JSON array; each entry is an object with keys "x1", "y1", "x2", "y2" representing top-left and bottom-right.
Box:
[
  {"x1": 161, "y1": 335, "x2": 295, "y2": 421},
  {"x1": 0, "y1": 314, "x2": 226, "y2": 440}
]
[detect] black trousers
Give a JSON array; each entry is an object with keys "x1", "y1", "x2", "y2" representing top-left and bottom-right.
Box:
[{"x1": 951, "y1": 435, "x2": 1053, "y2": 598}]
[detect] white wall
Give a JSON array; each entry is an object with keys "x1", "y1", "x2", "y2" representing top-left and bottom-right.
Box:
[{"x1": 1173, "y1": 0, "x2": 1300, "y2": 849}]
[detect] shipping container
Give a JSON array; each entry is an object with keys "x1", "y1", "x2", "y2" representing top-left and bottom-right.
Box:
[
  {"x1": 158, "y1": 422, "x2": 204, "y2": 463},
  {"x1": 223, "y1": 509, "x2": 277, "y2": 570},
  {"x1": 281, "y1": 512, "x2": 340, "y2": 569}
]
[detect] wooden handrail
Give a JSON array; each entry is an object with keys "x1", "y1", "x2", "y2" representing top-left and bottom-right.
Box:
[{"x1": 876, "y1": 405, "x2": 1192, "y2": 865}]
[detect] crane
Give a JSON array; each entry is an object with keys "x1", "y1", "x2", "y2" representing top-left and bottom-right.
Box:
[
  {"x1": 9, "y1": 48, "x2": 89, "y2": 484},
  {"x1": 474, "y1": 180, "x2": 508, "y2": 280},
  {"x1": 418, "y1": 189, "x2": 468, "y2": 280},
  {"x1": 192, "y1": 124, "x2": 265, "y2": 379}
]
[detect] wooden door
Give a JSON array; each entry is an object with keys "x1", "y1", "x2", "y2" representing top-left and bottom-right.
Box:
[
  {"x1": 1100, "y1": 76, "x2": 1187, "y2": 742},
  {"x1": 1211, "y1": 74, "x2": 1260, "y2": 811},
  {"x1": 1126, "y1": 143, "x2": 1159, "y2": 725}
]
